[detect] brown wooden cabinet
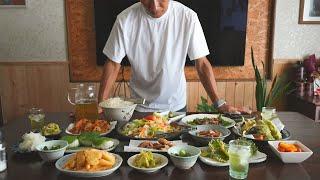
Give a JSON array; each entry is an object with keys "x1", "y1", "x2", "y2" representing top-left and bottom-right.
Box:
[{"x1": 287, "y1": 93, "x2": 320, "y2": 122}]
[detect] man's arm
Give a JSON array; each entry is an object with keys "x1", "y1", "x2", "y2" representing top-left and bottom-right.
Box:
[
  {"x1": 195, "y1": 57, "x2": 240, "y2": 113},
  {"x1": 98, "y1": 58, "x2": 121, "y2": 102},
  {"x1": 195, "y1": 57, "x2": 220, "y2": 103}
]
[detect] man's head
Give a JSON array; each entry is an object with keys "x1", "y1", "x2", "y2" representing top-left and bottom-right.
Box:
[{"x1": 140, "y1": 0, "x2": 169, "y2": 18}]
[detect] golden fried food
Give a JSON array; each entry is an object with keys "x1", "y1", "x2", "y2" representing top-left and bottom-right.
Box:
[
  {"x1": 64, "y1": 149, "x2": 116, "y2": 172},
  {"x1": 70, "y1": 119, "x2": 110, "y2": 134}
]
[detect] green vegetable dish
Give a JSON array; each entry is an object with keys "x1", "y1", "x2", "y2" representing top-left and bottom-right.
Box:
[
  {"x1": 134, "y1": 151, "x2": 161, "y2": 168},
  {"x1": 60, "y1": 132, "x2": 115, "y2": 150},
  {"x1": 43, "y1": 145, "x2": 61, "y2": 151},
  {"x1": 174, "y1": 149, "x2": 191, "y2": 157},
  {"x1": 201, "y1": 139, "x2": 257, "y2": 163},
  {"x1": 41, "y1": 123, "x2": 61, "y2": 136}
]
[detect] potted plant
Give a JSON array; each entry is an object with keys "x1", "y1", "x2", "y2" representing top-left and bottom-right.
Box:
[{"x1": 251, "y1": 48, "x2": 291, "y2": 111}]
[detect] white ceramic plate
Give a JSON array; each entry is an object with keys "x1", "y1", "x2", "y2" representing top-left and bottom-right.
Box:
[
  {"x1": 65, "y1": 121, "x2": 117, "y2": 136},
  {"x1": 181, "y1": 114, "x2": 236, "y2": 128},
  {"x1": 65, "y1": 139, "x2": 120, "y2": 153},
  {"x1": 199, "y1": 147, "x2": 267, "y2": 167},
  {"x1": 123, "y1": 140, "x2": 187, "y2": 152},
  {"x1": 127, "y1": 153, "x2": 168, "y2": 173},
  {"x1": 55, "y1": 152, "x2": 122, "y2": 178},
  {"x1": 158, "y1": 111, "x2": 186, "y2": 123}
]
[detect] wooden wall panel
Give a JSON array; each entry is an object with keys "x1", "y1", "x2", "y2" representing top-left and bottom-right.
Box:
[
  {"x1": 0, "y1": 62, "x2": 72, "y2": 123},
  {"x1": 243, "y1": 82, "x2": 255, "y2": 109},
  {"x1": 225, "y1": 82, "x2": 236, "y2": 107}
]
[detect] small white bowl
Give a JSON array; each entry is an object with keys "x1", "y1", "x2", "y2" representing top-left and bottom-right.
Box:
[
  {"x1": 268, "y1": 140, "x2": 313, "y2": 163},
  {"x1": 36, "y1": 140, "x2": 68, "y2": 162},
  {"x1": 127, "y1": 153, "x2": 168, "y2": 173},
  {"x1": 99, "y1": 103, "x2": 137, "y2": 122},
  {"x1": 167, "y1": 145, "x2": 201, "y2": 169}
]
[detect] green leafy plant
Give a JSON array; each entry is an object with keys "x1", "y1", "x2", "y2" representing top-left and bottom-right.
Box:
[
  {"x1": 251, "y1": 47, "x2": 291, "y2": 111},
  {"x1": 196, "y1": 96, "x2": 218, "y2": 113}
]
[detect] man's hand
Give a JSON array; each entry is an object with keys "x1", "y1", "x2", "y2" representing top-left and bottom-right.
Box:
[{"x1": 218, "y1": 104, "x2": 252, "y2": 114}]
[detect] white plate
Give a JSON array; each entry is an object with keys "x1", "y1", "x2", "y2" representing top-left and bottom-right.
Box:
[
  {"x1": 127, "y1": 153, "x2": 168, "y2": 173},
  {"x1": 55, "y1": 152, "x2": 122, "y2": 178},
  {"x1": 198, "y1": 147, "x2": 267, "y2": 167},
  {"x1": 65, "y1": 139, "x2": 120, "y2": 153},
  {"x1": 180, "y1": 114, "x2": 236, "y2": 128},
  {"x1": 124, "y1": 140, "x2": 187, "y2": 152},
  {"x1": 158, "y1": 111, "x2": 186, "y2": 123},
  {"x1": 65, "y1": 121, "x2": 117, "y2": 136}
]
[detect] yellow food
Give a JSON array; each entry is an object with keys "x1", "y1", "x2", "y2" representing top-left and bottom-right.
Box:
[{"x1": 64, "y1": 149, "x2": 115, "y2": 171}]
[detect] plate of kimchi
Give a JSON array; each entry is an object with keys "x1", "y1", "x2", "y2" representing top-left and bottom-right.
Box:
[{"x1": 65, "y1": 119, "x2": 117, "y2": 136}]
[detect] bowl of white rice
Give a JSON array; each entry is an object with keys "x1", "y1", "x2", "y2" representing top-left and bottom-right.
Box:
[{"x1": 99, "y1": 97, "x2": 137, "y2": 122}]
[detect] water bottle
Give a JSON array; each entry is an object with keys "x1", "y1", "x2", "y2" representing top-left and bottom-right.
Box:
[{"x1": 0, "y1": 131, "x2": 7, "y2": 172}]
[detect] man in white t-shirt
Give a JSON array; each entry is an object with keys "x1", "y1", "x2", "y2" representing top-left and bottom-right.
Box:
[{"x1": 99, "y1": 0, "x2": 242, "y2": 113}]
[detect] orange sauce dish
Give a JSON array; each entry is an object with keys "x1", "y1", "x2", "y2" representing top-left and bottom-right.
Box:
[{"x1": 277, "y1": 142, "x2": 303, "y2": 152}]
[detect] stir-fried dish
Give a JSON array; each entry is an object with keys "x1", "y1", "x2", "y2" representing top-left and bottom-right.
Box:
[
  {"x1": 70, "y1": 119, "x2": 110, "y2": 134},
  {"x1": 201, "y1": 138, "x2": 257, "y2": 163},
  {"x1": 239, "y1": 119, "x2": 282, "y2": 140},
  {"x1": 197, "y1": 130, "x2": 221, "y2": 138},
  {"x1": 138, "y1": 138, "x2": 174, "y2": 150},
  {"x1": 188, "y1": 115, "x2": 232, "y2": 127},
  {"x1": 121, "y1": 113, "x2": 181, "y2": 139}
]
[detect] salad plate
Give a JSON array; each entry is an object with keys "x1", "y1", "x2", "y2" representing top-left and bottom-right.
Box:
[
  {"x1": 55, "y1": 153, "x2": 123, "y2": 178},
  {"x1": 180, "y1": 114, "x2": 236, "y2": 128},
  {"x1": 117, "y1": 114, "x2": 189, "y2": 140},
  {"x1": 199, "y1": 147, "x2": 267, "y2": 167}
]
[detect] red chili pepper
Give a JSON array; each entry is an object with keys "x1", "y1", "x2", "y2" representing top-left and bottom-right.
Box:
[{"x1": 144, "y1": 115, "x2": 157, "y2": 121}]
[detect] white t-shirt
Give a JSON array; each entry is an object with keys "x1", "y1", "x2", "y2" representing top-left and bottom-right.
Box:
[{"x1": 103, "y1": 0, "x2": 209, "y2": 112}]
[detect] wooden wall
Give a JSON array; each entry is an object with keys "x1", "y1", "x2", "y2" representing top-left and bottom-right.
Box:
[
  {"x1": 0, "y1": 60, "x2": 295, "y2": 124},
  {"x1": 0, "y1": 62, "x2": 72, "y2": 123}
]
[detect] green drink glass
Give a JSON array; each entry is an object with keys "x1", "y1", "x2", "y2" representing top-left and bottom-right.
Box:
[
  {"x1": 261, "y1": 107, "x2": 276, "y2": 120},
  {"x1": 228, "y1": 140, "x2": 251, "y2": 179}
]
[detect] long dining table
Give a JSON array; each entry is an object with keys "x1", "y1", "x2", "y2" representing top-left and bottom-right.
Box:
[{"x1": 0, "y1": 111, "x2": 320, "y2": 180}]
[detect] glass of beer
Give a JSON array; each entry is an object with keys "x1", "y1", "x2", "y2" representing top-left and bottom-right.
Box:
[
  {"x1": 28, "y1": 108, "x2": 45, "y2": 132},
  {"x1": 68, "y1": 83, "x2": 99, "y2": 121}
]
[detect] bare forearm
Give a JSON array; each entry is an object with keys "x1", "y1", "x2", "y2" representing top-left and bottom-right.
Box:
[
  {"x1": 98, "y1": 59, "x2": 121, "y2": 102},
  {"x1": 195, "y1": 57, "x2": 220, "y2": 103}
]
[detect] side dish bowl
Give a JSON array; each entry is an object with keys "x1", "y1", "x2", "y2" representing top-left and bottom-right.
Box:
[{"x1": 268, "y1": 140, "x2": 313, "y2": 163}]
